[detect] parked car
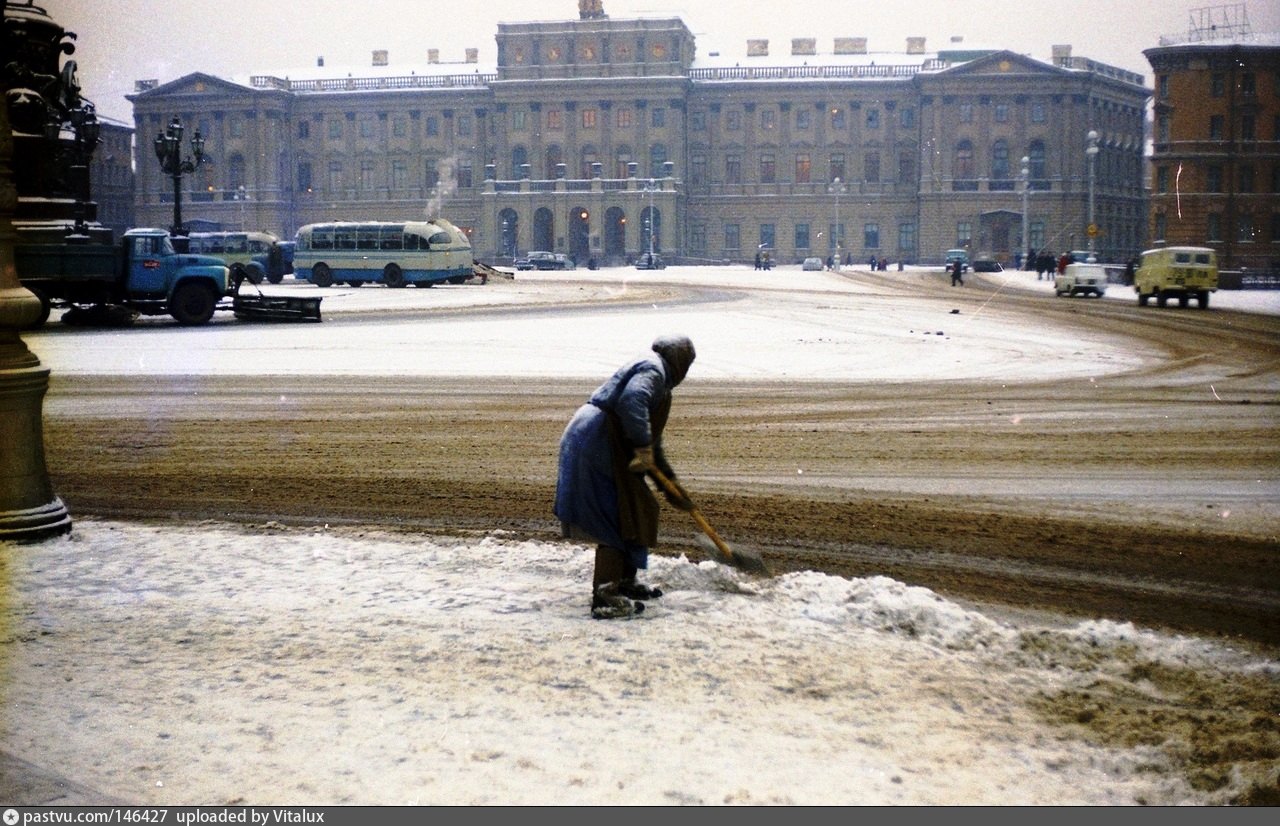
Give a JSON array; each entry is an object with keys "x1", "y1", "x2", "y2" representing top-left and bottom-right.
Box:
[
  {"x1": 801, "y1": 257, "x2": 824, "y2": 271},
  {"x1": 944, "y1": 248, "x2": 970, "y2": 272},
  {"x1": 971, "y1": 256, "x2": 1003, "y2": 273},
  {"x1": 1054, "y1": 262, "x2": 1108, "y2": 298},
  {"x1": 514, "y1": 251, "x2": 573, "y2": 271},
  {"x1": 634, "y1": 252, "x2": 665, "y2": 270}
]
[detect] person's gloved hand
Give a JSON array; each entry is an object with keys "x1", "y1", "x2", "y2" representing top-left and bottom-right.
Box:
[{"x1": 628, "y1": 446, "x2": 657, "y2": 473}]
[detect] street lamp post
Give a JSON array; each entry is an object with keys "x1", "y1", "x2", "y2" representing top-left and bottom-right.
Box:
[
  {"x1": 828, "y1": 176, "x2": 846, "y2": 269},
  {"x1": 1020, "y1": 155, "x2": 1030, "y2": 271},
  {"x1": 643, "y1": 178, "x2": 659, "y2": 260},
  {"x1": 236, "y1": 185, "x2": 249, "y2": 231},
  {"x1": 1085, "y1": 129, "x2": 1099, "y2": 262},
  {"x1": 153, "y1": 116, "x2": 206, "y2": 239}
]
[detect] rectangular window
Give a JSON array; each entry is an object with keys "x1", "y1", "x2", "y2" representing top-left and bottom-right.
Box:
[
  {"x1": 1207, "y1": 165, "x2": 1224, "y2": 193},
  {"x1": 297, "y1": 161, "x2": 312, "y2": 192},
  {"x1": 690, "y1": 154, "x2": 707, "y2": 186},
  {"x1": 723, "y1": 223, "x2": 740, "y2": 251},
  {"x1": 796, "y1": 108, "x2": 811, "y2": 130},
  {"x1": 726, "y1": 110, "x2": 741, "y2": 131},
  {"x1": 959, "y1": 104, "x2": 974, "y2": 123},
  {"x1": 725, "y1": 155, "x2": 741, "y2": 185},
  {"x1": 582, "y1": 109, "x2": 597, "y2": 129},
  {"x1": 1157, "y1": 114, "x2": 1170, "y2": 144},
  {"x1": 1242, "y1": 114, "x2": 1256, "y2": 141},
  {"x1": 1240, "y1": 165, "x2": 1255, "y2": 193},
  {"x1": 759, "y1": 224, "x2": 775, "y2": 250},
  {"x1": 359, "y1": 119, "x2": 375, "y2": 139},
  {"x1": 898, "y1": 221, "x2": 916, "y2": 253},
  {"x1": 830, "y1": 153, "x2": 845, "y2": 182},
  {"x1": 1241, "y1": 72, "x2": 1256, "y2": 96},
  {"x1": 898, "y1": 151, "x2": 915, "y2": 185},
  {"x1": 866, "y1": 109, "x2": 880, "y2": 129},
  {"x1": 1207, "y1": 213, "x2": 1222, "y2": 242},
  {"x1": 392, "y1": 117, "x2": 406, "y2": 138},
  {"x1": 425, "y1": 116, "x2": 439, "y2": 137},
  {"x1": 864, "y1": 151, "x2": 880, "y2": 183},
  {"x1": 1154, "y1": 212, "x2": 1167, "y2": 241},
  {"x1": 900, "y1": 107, "x2": 916, "y2": 128},
  {"x1": 1030, "y1": 220, "x2": 1045, "y2": 252},
  {"x1": 360, "y1": 160, "x2": 375, "y2": 190},
  {"x1": 831, "y1": 108, "x2": 846, "y2": 129},
  {"x1": 994, "y1": 104, "x2": 1009, "y2": 123},
  {"x1": 1158, "y1": 75, "x2": 1169, "y2": 99},
  {"x1": 327, "y1": 161, "x2": 342, "y2": 193},
  {"x1": 795, "y1": 153, "x2": 811, "y2": 183},
  {"x1": 1210, "y1": 114, "x2": 1224, "y2": 140},
  {"x1": 761, "y1": 109, "x2": 776, "y2": 130},
  {"x1": 229, "y1": 118, "x2": 243, "y2": 139},
  {"x1": 547, "y1": 110, "x2": 563, "y2": 130},
  {"x1": 651, "y1": 107, "x2": 665, "y2": 127},
  {"x1": 328, "y1": 119, "x2": 343, "y2": 140},
  {"x1": 760, "y1": 153, "x2": 776, "y2": 184},
  {"x1": 616, "y1": 108, "x2": 633, "y2": 129},
  {"x1": 1156, "y1": 166, "x2": 1169, "y2": 194},
  {"x1": 457, "y1": 114, "x2": 472, "y2": 136},
  {"x1": 690, "y1": 223, "x2": 706, "y2": 253},
  {"x1": 457, "y1": 160, "x2": 473, "y2": 189},
  {"x1": 1211, "y1": 73, "x2": 1225, "y2": 97},
  {"x1": 864, "y1": 222, "x2": 880, "y2": 249},
  {"x1": 829, "y1": 223, "x2": 843, "y2": 251},
  {"x1": 690, "y1": 110, "x2": 706, "y2": 131},
  {"x1": 956, "y1": 222, "x2": 972, "y2": 247},
  {"x1": 512, "y1": 110, "x2": 527, "y2": 131},
  {"x1": 794, "y1": 223, "x2": 810, "y2": 250},
  {"x1": 297, "y1": 120, "x2": 310, "y2": 139},
  {"x1": 424, "y1": 159, "x2": 439, "y2": 189},
  {"x1": 391, "y1": 160, "x2": 407, "y2": 190},
  {"x1": 1031, "y1": 102, "x2": 1047, "y2": 123},
  {"x1": 1237, "y1": 215, "x2": 1255, "y2": 243}
]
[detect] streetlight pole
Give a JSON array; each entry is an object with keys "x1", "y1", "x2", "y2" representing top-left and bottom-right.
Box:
[
  {"x1": 153, "y1": 116, "x2": 206, "y2": 240},
  {"x1": 237, "y1": 185, "x2": 248, "y2": 231},
  {"x1": 643, "y1": 178, "x2": 658, "y2": 260},
  {"x1": 1020, "y1": 155, "x2": 1030, "y2": 271},
  {"x1": 828, "y1": 176, "x2": 846, "y2": 269},
  {"x1": 1085, "y1": 130, "x2": 1099, "y2": 262}
]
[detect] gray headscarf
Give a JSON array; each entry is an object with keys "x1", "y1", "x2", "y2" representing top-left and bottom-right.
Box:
[{"x1": 652, "y1": 334, "x2": 696, "y2": 387}]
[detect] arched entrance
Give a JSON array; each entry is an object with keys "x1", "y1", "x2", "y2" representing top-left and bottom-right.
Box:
[
  {"x1": 498, "y1": 208, "x2": 519, "y2": 258},
  {"x1": 569, "y1": 205, "x2": 590, "y2": 265},
  {"x1": 533, "y1": 207, "x2": 555, "y2": 252},
  {"x1": 605, "y1": 206, "x2": 626, "y2": 260}
]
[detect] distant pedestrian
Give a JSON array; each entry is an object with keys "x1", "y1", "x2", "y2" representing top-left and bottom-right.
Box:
[
  {"x1": 754, "y1": 251, "x2": 762, "y2": 270},
  {"x1": 1057, "y1": 253, "x2": 1070, "y2": 276},
  {"x1": 950, "y1": 258, "x2": 964, "y2": 286},
  {"x1": 1124, "y1": 257, "x2": 1137, "y2": 285}
]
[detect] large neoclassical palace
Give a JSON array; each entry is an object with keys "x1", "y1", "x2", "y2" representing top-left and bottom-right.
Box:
[{"x1": 127, "y1": 3, "x2": 1150, "y2": 266}]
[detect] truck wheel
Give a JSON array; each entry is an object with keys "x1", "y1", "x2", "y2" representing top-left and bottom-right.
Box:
[
  {"x1": 1138, "y1": 291, "x2": 1150, "y2": 306},
  {"x1": 169, "y1": 282, "x2": 218, "y2": 325},
  {"x1": 311, "y1": 263, "x2": 334, "y2": 288},
  {"x1": 1198, "y1": 290, "x2": 1210, "y2": 309},
  {"x1": 1157, "y1": 291, "x2": 1168, "y2": 307},
  {"x1": 245, "y1": 263, "x2": 265, "y2": 286},
  {"x1": 383, "y1": 263, "x2": 406, "y2": 288},
  {"x1": 1178, "y1": 293, "x2": 1189, "y2": 308},
  {"x1": 266, "y1": 272, "x2": 283, "y2": 285}
]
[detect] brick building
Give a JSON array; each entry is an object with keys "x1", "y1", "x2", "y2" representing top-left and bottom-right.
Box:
[
  {"x1": 126, "y1": 7, "x2": 1150, "y2": 267},
  {"x1": 1145, "y1": 11, "x2": 1280, "y2": 273}
]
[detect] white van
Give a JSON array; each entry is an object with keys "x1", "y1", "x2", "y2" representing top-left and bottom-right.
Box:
[{"x1": 1054, "y1": 263, "x2": 1108, "y2": 298}]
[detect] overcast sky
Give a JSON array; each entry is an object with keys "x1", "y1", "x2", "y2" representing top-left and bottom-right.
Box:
[{"x1": 39, "y1": 0, "x2": 1280, "y2": 123}]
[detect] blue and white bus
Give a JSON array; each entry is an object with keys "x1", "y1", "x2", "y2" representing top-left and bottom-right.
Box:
[{"x1": 293, "y1": 219, "x2": 473, "y2": 288}]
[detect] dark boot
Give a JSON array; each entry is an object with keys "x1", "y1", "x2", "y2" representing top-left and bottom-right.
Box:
[
  {"x1": 619, "y1": 557, "x2": 663, "y2": 600},
  {"x1": 591, "y1": 545, "x2": 643, "y2": 619}
]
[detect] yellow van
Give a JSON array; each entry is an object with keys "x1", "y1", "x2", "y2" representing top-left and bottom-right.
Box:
[{"x1": 1134, "y1": 246, "x2": 1217, "y2": 309}]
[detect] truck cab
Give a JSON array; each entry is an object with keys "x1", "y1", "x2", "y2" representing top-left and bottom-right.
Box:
[{"x1": 121, "y1": 228, "x2": 231, "y2": 324}]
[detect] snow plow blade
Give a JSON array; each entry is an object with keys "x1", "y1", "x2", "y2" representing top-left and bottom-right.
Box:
[{"x1": 232, "y1": 294, "x2": 323, "y2": 322}]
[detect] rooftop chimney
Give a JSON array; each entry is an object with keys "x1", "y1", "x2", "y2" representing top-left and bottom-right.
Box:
[
  {"x1": 791, "y1": 38, "x2": 816, "y2": 56},
  {"x1": 747, "y1": 39, "x2": 769, "y2": 57},
  {"x1": 834, "y1": 37, "x2": 867, "y2": 55},
  {"x1": 317, "y1": 56, "x2": 325, "y2": 67},
  {"x1": 372, "y1": 50, "x2": 388, "y2": 66},
  {"x1": 1052, "y1": 44, "x2": 1072, "y2": 61},
  {"x1": 428, "y1": 49, "x2": 440, "y2": 64},
  {"x1": 906, "y1": 37, "x2": 926, "y2": 55},
  {"x1": 465, "y1": 48, "x2": 478, "y2": 63}
]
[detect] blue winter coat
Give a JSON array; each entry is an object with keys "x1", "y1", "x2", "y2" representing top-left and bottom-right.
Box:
[{"x1": 554, "y1": 353, "x2": 676, "y2": 568}]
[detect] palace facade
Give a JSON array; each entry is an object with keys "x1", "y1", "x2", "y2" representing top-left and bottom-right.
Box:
[{"x1": 126, "y1": 10, "x2": 1151, "y2": 267}]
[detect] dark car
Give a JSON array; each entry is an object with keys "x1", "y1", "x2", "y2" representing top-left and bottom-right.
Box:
[
  {"x1": 971, "y1": 256, "x2": 1003, "y2": 273},
  {"x1": 634, "y1": 252, "x2": 666, "y2": 270},
  {"x1": 515, "y1": 251, "x2": 571, "y2": 271}
]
